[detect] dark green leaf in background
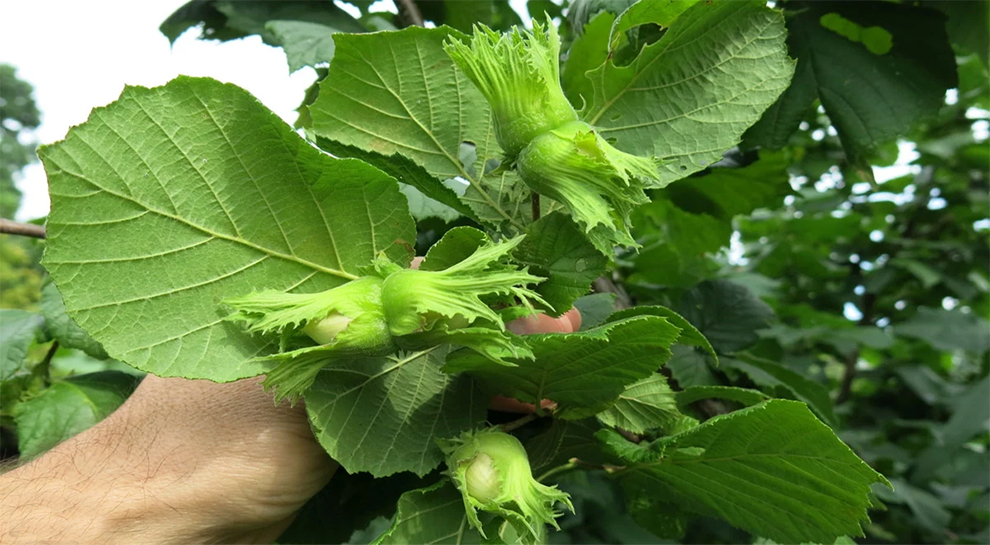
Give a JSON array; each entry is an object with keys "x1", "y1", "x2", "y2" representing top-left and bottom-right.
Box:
[
  {"x1": 745, "y1": 1, "x2": 958, "y2": 166},
  {"x1": 677, "y1": 280, "x2": 775, "y2": 354},
  {"x1": 526, "y1": 418, "x2": 606, "y2": 473},
  {"x1": 894, "y1": 307, "x2": 990, "y2": 354},
  {"x1": 39, "y1": 281, "x2": 107, "y2": 360},
  {"x1": 0, "y1": 309, "x2": 45, "y2": 380},
  {"x1": 374, "y1": 481, "x2": 489, "y2": 545},
  {"x1": 160, "y1": 0, "x2": 364, "y2": 44},
  {"x1": 14, "y1": 371, "x2": 140, "y2": 460}
]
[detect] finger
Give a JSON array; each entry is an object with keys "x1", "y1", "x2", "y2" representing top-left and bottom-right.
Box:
[
  {"x1": 410, "y1": 256, "x2": 424, "y2": 270},
  {"x1": 507, "y1": 312, "x2": 576, "y2": 335},
  {"x1": 563, "y1": 308, "x2": 582, "y2": 332},
  {"x1": 489, "y1": 396, "x2": 557, "y2": 414}
]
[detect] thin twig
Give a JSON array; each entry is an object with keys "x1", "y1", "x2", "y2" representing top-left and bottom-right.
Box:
[
  {"x1": 0, "y1": 219, "x2": 45, "y2": 239},
  {"x1": 531, "y1": 193, "x2": 541, "y2": 222},
  {"x1": 396, "y1": 0, "x2": 424, "y2": 27},
  {"x1": 499, "y1": 413, "x2": 538, "y2": 432}
]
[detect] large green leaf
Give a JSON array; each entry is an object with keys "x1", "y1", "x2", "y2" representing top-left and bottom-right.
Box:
[
  {"x1": 0, "y1": 309, "x2": 44, "y2": 380},
  {"x1": 39, "y1": 77, "x2": 415, "y2": 382},
  {"x1": 444, "y1": 316, "x2": 681, "y2": 419},
  {"x1": 677, "y1": 280, "x2": 775, "y2": 354},
  {"x1": 514, "y1": 212, "x2": 607, "y2": 316},
  {"x1": 609, "y1": 400, "x2": 889, "y2": 544},
  {"x1": 722, "y1": 355, "x2": 836, "y2": 426},
  {"x1": 606, "y1": 305, "x2": 718, "y2": 362},
  {"x1": 745, "y1": 1, "x2": 957, "y2": 163},
  {"x1": 583, "y1": 1, "x2": 794, "y2": 185},
  {"x1": 597, "y1": 374, "x2": 681, "y2": 434},
  {"x1": 40, "y1": 281, "x2": 107, "y2": 360},
  {"x1": 305, "y1": 347, "x2": 487, "y2": 477},
  {"x1": 310, "y1": 27, "x2": 521, "y2": 229},
  {"x1": 14, "y1": 371, "x2": 140, "y2": 459},
  {"x1": 374, "y1": 481, "x2": 487, "y2": 545},
  {"x1": 266, "y1": 20, "x2": 339, "y2": 72}
]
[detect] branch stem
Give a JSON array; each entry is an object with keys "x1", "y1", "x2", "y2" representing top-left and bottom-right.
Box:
[
  {"x1": 396, "y1": 0, "x2": 424, "y2": 27},
  {"x1": 531, "y1": 192, "x2": 541, "y2": 222},
  {"x1": 0, "y1": 219, "x2": 45, "y2": 239}
]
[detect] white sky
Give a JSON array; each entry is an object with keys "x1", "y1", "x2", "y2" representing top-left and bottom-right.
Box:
[{"x1": 1, "y1": 0, "x2": 321, "y2": 221}]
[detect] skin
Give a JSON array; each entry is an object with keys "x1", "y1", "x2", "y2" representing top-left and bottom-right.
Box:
[{"x1": 0, "y1": 257, "x2": 580, "y2": 544}]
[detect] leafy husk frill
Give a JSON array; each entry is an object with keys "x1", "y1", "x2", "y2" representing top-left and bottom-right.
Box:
[
  {"x1": 224, "y1": 233, "x2": 548, "y2": 402},
  {"x1": 445, "y1": 20, "x2": 662, "y2": 252},
  {"x1": 440, "y1": 428, "x2": 573, "y2": 544}
]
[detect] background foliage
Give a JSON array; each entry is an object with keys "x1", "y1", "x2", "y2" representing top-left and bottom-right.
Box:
[{"x1": 1, "y1": 1, "x2": 987, "y2": 544}]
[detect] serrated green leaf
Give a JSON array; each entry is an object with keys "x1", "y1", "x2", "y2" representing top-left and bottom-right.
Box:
[
  {"x1": 583, "y1": 1, "x2": 794, "y2": 185},
  {"x1": 444, "y1": 316, "x2": 681, "y2": 419},
  {"x1": 597, "y1": 374, "x2": 680, "y2": 434},
  {"x1": 677, "y1": 279, "x2": 775, "y2": 354},
  {"x1": 14, "y1": 371, "x2": 140, "y2": 460},
  {"x1": 40, "y1": 76, "x2": 415, "y2": 382},
  {"x1": 374, "y1": 481, "x2": 490, "y2": 545},
  {"x1": 722, "y1": 355, "x2": 836, "y2": 426},
  {"x1": 745, "y1": 1, "x2": 957, "y2": 162},
  {"x1": 305, "y1": 347, "x2": 487, "y2": 477},
  {"x1": 665, "y1": 346, "x2": 717, "y2": 388},
  {"x1": 40, "y1": 281, "x2": 107, "y2": 360},
  {"x1": 612, "y1": 400, "x2": 889, "y2": 544},
  {"x1": 310, "y1": 27, "x2": 521, "y2": 229},
  {"x1": 674, "y1": 385, "x2": 770, "y2": 414},
  {"x1": 266, "y1": 20, "x2": 339, "y2": 72},
  {"x1": 606, "y1": 0, "x2": 698, "y2": 51},
  {"x1": 606, "y1": 305, "x2": 717, "y2": 363},
  {"x1": 316, "y1": 138, "x2": 478, "y2": 222},
  {"x1": 514, "y1": 212, "x2": 607, "y2": 316},
  {"x1": 0, "y1": 309, "x2": 44, "y2": 380},
  {"x1": 420, "y1": 226, "x2": 489, "y2": 271}
]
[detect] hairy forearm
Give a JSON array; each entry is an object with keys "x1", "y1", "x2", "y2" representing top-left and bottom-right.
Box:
[
  {"x1": 0, "y1": 375, "x2": 331, "y2": 545},
  {"x1": 0, "y1": 417, "x2": 218, "y2": 544}
]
